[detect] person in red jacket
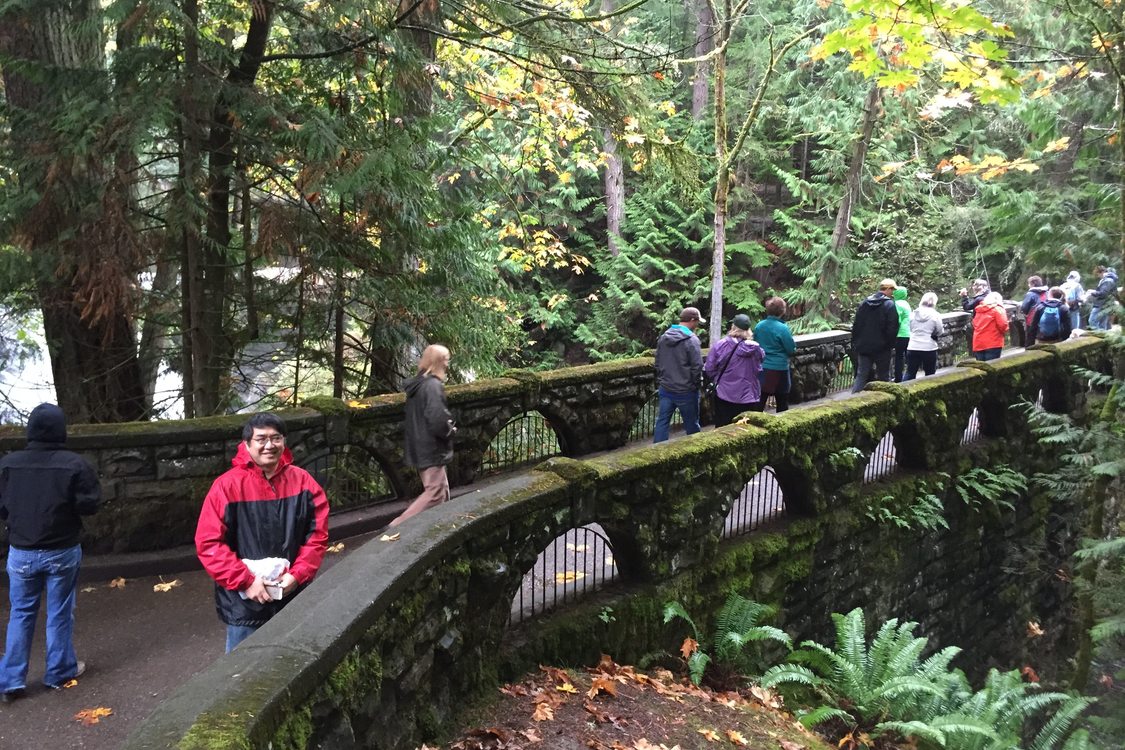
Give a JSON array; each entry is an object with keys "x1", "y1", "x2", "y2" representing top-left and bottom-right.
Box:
[
  {"x1": 195, "y1": 413, "x2": 329, "y2": 652},
  {"x1": 972, "y1": 292, "x2": 1009, "y2": 361}
]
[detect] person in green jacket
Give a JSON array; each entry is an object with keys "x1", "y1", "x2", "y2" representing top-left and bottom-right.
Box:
[
  {"x1": 892, "y1": 287, "x2": 911, "y2": 383},
  {"x1": 753, "y1": 297, "x2": 797, "y2": 412}
]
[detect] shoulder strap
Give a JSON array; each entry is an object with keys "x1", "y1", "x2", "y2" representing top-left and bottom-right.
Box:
[{"x1": 711, "y1": 340, "x2": 741, "y2": 387}]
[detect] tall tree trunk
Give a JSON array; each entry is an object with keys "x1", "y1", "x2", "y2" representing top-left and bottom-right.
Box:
[
  {"x1": 691, "y1": 0, "x2": 714, "y2": 120},
  {"x1": 138, "y1": 256, "x2": 178, "y2": 415},
  {"x1": 821, "y1": 82, "x2": 881, "y2": 320},
  {"x1": 708, "y1": 0, "x2": 731, "y2": 343},
  {"x1": 0, "y1": 1, "x2": 146, "y2": 423},
  {"x1": 603, "y1": 128, "x2": 625, "y2": 256},
  {"x1": 194, "y1": 2, "x2": 275, "y2": 414}
]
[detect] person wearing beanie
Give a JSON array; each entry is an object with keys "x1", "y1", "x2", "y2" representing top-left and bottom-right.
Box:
[
  {"x1": 892, "y1": 287, "x2": 912, "y2": 382},
  {"x1": 704, "y1": 313, "x2": 764, "y2": 427},
  {"x1": 0, "y1": 403, "x2": 101, "y2": 702}
]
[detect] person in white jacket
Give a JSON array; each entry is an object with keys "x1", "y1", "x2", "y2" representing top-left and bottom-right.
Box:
[{"x1": 904, "y1": 293, "x2": 945, "y2": 380}]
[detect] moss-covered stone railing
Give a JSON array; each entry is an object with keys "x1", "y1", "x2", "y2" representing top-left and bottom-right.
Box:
[
  {"x1": 0, "y1": 317, "x2": 963, "y2": 557},
  {"x1": 123, "y1": 334, "x2": 1108, "y2": 750}
]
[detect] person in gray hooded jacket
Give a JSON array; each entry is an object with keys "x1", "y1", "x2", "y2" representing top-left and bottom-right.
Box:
[
  {"x1": 653, "y1": 307, "x2": 705, "y2": 443},
  {"x1": 904, "y1": 293, "x2": 945, "y2": 380}
]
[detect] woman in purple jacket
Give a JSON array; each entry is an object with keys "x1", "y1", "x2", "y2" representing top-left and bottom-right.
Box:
[{"x1": 705, "y1": 314, "x2": 765, "y2": 427}]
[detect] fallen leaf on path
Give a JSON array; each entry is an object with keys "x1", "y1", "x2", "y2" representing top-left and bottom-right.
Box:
[
  {"x1": 1026, "y1": 621, "x2": 1045, "y2": 638},
  {"x1": 327, "y1": 542, "x2": 345, "y2": 553},
  {"x1": 74, "y1": 707, "x2": 113, "y2": 726},
  {"x1": 520, "y1": 728, "x2": 542, "y2": 743},
  {"x1": 379, "y1": 533, "x2": 400, "y2": 542},
  {"x1": 556, "y1": 682, "x2": 578, "y2": 694},
  {"x1": 727, "y1": 729, "x2": 749, "y2": 746},
  {"x1": 779, "y1": 741, "x2": 806, "y2": 750},
  {"x1": 153, "y1": 578, "x2": 182, "y2": 593},
  {"x1": 531, "y1": 702, "x2": 553, "y2": 721},
  {"x1": 587, "y1": 676, "x2": 618, "y2": 698},
  {"x1": 62, "y1": 678, "x2": 79, "y2": 689},
  {"x1": 698, "y1": 728, "x2": 720, "y2": 742},
  {"x1": 109, "y1": 577, "x2": 126, "y2": 588},
  {"x1": 81, "y1": 586, "x2": 97, "y2": 593}
]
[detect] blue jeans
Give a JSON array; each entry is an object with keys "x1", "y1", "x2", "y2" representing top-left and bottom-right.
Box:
[
  {"x1": 1089, "y1": 306, "x2": 1110, "y2": 331},
  {"x1": 226, "y1": 624, "x2": 259, "y2": 653},
  {"x1": 653, "y1": 389, "x2": 700, "y2": 443},
  {"x1": 974, "y1": 348, "x2": 1002, "y2": 361},
  {"x1": 0, "y1": 545, "x2": 82, "y2": 690}
]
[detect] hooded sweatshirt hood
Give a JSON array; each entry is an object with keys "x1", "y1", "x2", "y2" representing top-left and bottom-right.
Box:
[
  {"x1": 659, "y1": 324, "x2": 694, "y2": 344},
  {"x1": 27, "y1": 403, "x2": 66, "y2": 445},
  {"x1": 893, "y1": 288, "x2": 908, "y2": 301},
  {"x1": 864, "y1": 291, "x2": 892, "y2": 306},
  {"x1": 1066, "y1": 270, "x2": 1081, "y2": 284},
  {"x1": 913, "y1": 305, "x2": 939, "y2": 322},
  {"x1": 403, "y1": 373, "x2": 433, "y2": 397}
]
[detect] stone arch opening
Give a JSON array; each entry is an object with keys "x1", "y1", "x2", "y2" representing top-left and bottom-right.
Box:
[
  {"x1": 628, "y1": 392, "x2": 681, "y2": 441},
  {"x1": 509, "y1": 523, "x2": 618, "y2": 625},
  {"x1": 298, "y1": 444, "x2": 399, "y2": 513},
  {"x1": 479, "y1": 411, "x2": 565, "y2": 475},
  {"x1": 723, "y1": 465, "x2": 786, "y2": 539},
  {"x1": 961, "y1": 407, "x2": 983, "y2": 444},
  {"x1": 862, "y1": 431, "x2": 898, "y2": 483}
]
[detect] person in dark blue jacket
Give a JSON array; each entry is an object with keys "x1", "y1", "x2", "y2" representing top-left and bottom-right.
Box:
[
  {"x1": 0, "y1": 404, "x2": 100, "y2": 702},
  {"x1": 850, "y1": 279, "x2": 900, "y2": 393}
]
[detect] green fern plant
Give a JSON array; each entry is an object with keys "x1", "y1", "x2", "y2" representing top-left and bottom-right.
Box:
[
  {"x1": 760, "y1": 608, "x2": 1093, "y2": 749},
  {"x1": 760, "y1": 608, "x2": 961, "y2": 731},
  {"x1": 955, "y1": 465, "x2": 1027, "y2": 513},
  {"x1": 663, "y1": 594, "x2": 791, "y2": 689}
]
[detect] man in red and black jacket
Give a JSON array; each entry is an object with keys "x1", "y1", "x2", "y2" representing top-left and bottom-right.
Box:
[{"x1": 195, "y1": 413, "x2": 329, "y2": 652}]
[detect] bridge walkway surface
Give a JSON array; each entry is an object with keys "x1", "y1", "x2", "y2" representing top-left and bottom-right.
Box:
[{"x1": 0, "y1": 352, "x2": 1022, "y2": 749}]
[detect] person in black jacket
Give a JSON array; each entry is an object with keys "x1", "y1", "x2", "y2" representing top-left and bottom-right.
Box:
[
  {"x1": 0, "y1": 404, "x2": 100, "y2": 702},
  {"x1": 851, "y1": 279, "x2": 901, "y2": 393},
  {"x1": 389, "y1": 345, "x2": 457, "y2": 527}
]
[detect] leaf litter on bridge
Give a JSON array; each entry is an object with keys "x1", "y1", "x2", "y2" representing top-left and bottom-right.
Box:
[{"x1": 437, "y1": 655, "x2": 833, "y2": 750}]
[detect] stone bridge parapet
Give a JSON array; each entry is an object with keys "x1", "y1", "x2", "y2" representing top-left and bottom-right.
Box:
[{"x1": 122, "y1": 335, "x2": 1111, "y2": 750}]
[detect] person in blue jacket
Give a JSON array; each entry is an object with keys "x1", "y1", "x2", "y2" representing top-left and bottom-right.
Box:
[{"x1": 753, "y1": 297, "x2": 797, "y2": 412}]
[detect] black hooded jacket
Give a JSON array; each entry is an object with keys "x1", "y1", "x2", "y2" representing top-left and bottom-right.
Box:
[
  {"x1": 851, "y1": 292, "x2": 900, "y2": 355},
  {"x1": 0, "y1": 404, "x2": 101, "y2": 549},
  {"x1": 403, "y1": 374, "x2": 455, "y2": 469}
]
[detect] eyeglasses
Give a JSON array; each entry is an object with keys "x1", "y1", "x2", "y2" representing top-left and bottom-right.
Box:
[{"x1": 250, "y1": 435, "x2": 285, "y2": 446}]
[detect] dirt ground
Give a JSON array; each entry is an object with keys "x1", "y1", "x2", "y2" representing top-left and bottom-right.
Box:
[{"x1": 436, "y1": 656, "x2": 834, "y2": 750}]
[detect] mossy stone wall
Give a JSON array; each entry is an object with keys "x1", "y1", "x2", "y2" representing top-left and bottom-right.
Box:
[{"x1": 123, "y1": 336, "x2": 1108, "y2": 750}]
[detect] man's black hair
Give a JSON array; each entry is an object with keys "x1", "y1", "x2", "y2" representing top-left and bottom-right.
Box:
[{"x1": 242, "y1": 413, "x2": 287, "y2": 442}]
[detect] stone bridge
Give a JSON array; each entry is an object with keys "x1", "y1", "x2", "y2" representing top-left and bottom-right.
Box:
[
  {"x1": 0, "y1": 313, "x2": 974, "y2": 559},
  {"x1": 115, "y1": 332, "x2": 1109, "y2": 750}
]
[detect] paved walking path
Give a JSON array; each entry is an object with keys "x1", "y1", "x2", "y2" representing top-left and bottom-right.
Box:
[{"x1": 0, "y1": 351, "x2": 1020, "y2": 749}]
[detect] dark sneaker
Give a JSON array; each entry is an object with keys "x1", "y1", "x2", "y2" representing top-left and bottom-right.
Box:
[
  {"x1": 46, "y1": 661, "x2": 86, "y2": 690},
  {"x1": 1, "y1": 689, "x2": 25, "y2": 704}
]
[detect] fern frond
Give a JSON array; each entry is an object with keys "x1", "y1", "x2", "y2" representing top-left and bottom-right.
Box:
[
  {"x1": 797, "y1": 705, "x2": 853, "y2": 728},
  {"x1": 758, "y1": 663, "x2": 820, "y2": 689}
]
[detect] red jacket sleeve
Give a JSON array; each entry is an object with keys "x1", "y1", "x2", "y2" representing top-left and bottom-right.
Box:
[
  {"x1": 288, "y1": 477, "x2": 330, "y2": 585},
  {"x1": 194, "y1": 478, "x2": 255, "y2": 592}
]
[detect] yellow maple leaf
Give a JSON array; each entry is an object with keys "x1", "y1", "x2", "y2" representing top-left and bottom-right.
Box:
[
  {"x1": 62, "y1": 679, "x2": 78, "y2": 689},
  {"x1": 1043, "y1": 137, "x2": 1070, "y2": 153},
  {"x1": 555, "y1": 571, "x2": 586, "y2": 583},
  {"x1": 698, "y1": 727, "x2": 721, "y2": 742},
  {"x1": 556, "y1": 682, "x2": 578, "y2": 694},
  {"x1": 108, "y1": 577, "x2": 126, "y2": 588},
  {"x1": 74, "y1": 707, "x2": 114, "y2": 726},
  {"x1": 326, "y1": 542, "x2": 345, "y2": 553},
  {"x1": 152, "y1": 579, "x2": 182, "y2": 593},
  {"x1": 727, "y1": 729, "x2": 749, "y2": 746},
  {"x1": 379, "y1": 533, "x2": 400, "y2": 542}
]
